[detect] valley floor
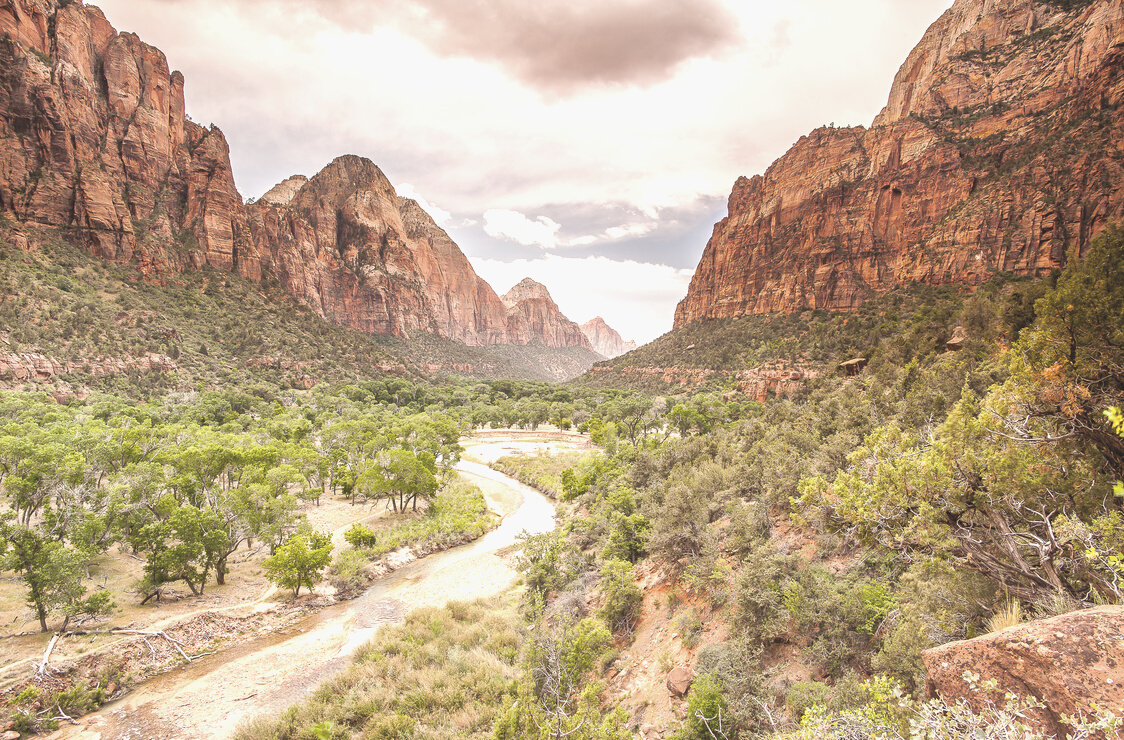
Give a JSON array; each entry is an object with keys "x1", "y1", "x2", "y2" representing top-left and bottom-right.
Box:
[{"x1": 0, "y1": 429, "x2": 587, "y2": 740}]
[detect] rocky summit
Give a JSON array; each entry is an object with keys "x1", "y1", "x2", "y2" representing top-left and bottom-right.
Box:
[
  {"x1": 501, "y1": 278, "x2": 595, "y2": 351},
  {"x1": 245, "y1": 157, "x2": 512, "y2": 345},
  {"x1": 675, "y1": 0, "x2": 1124, "y2": 326},
  {"x1": 580, "y1": 317, "x2": 637, "y2": 359}
]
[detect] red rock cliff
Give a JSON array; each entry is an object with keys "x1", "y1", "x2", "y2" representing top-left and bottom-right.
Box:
[
  {"x1": 0, "y1": 0, "x2": 248, "y2": 276},
  {"x1": 0, "y1": 0, "x2": 539, "y2": 348},
  {"x1": 502, "y1": 278, "x2": 595, "y2": 350},
  {"x1": 675, "y1": 0, "x2": 1124, "y2": 326},
  {"x1": 245, "y1": 157, "x2": 511, "y2": 344}
]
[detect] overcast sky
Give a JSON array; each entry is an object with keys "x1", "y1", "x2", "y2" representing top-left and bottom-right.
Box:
[{"x1": 94, "y1": 0, "x2": 953, "y2": 344}]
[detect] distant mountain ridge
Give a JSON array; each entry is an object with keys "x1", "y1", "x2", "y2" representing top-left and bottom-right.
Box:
[
  {"x1": 580, "y1": 317, "x2": 636, "y2": 359},
  {"x1": 501, "y1": 278, "x2": 597, "y2": 352},
  {"x1": 675, "y1": 0, "x2": 1124, "y2": 326},
  {"x1": 0, "y1": 0, "x2": 593, "y2": 364}
]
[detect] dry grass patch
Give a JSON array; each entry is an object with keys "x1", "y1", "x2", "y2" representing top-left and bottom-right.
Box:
[{"x1": 233, "y1": 595, "x2": 523, "y2": 740}]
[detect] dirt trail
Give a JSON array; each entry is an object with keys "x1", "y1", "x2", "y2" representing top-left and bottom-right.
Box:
[{"x1": 45, "y1": 430, "x2": 583, "y2": 740}]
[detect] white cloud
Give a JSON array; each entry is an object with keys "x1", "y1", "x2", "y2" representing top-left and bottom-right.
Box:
[
  {"x1": 605, "y1": 222, "x2": 659, "y2": 240},
  {"x1": 483, "y1": 209, "x2": 563, "y2": 249},
  {"x1": 396, "y1": 183, "x2": 453, "y2": 225},
  {"x1": 470, "y1": 255, "x2": 694, "y2": 344}
]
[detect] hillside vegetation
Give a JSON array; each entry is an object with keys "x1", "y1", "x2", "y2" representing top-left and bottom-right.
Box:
[
  {"x1": 0, "y1": 224, "x2": 599, "y2": 390},
  {"x1": 582, "y1": 275, "x2": 1052, "y2": 394},
  {"x1": 224, "y1": 228, "x2": 1124, "y2": 740}
]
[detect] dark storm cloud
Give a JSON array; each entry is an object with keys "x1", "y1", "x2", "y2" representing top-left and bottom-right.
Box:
[{"x1": 257, "y1": 0, "x2": 742, "y2": 91}]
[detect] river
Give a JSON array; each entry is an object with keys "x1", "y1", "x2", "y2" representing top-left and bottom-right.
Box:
[{"x1": 48, "y1": 453, "x2": 558, "y2": 740}]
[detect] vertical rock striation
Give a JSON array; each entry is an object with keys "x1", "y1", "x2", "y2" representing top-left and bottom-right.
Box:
[
  {"x1": 244, "y1": 156, "x2": 511, "y2": 344},
  {"x1": 675, "y1": 0, "x2": 1124, "y2": 326},
  {"x1": 0, "y1": 0, "x2": 248, "y2": 276},
  {"x1": 502, "y1": 278, "x2": 596, "y2": 351}
]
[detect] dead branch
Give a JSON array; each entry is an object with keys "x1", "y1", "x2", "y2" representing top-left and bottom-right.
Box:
[
  {"x1": 53, "y1": 704, "x2": 79, "y2": 725},
  {"x1": 61, "y1": 627, "x2": 194, "y2": 663},
  {"x1": 38, "y1": 633, "x2": 60, "y2": 674}
]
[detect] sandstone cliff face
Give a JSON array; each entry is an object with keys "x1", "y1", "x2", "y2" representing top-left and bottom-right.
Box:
[
  {"x1": 580, "y1": 317, "x2": 637, "y2": 359},
  {"x1": 246, "y1": 156, "x2": 511, "y2": 344},
  {"x1": 676, "y1": 0, "x2": 1124, "y2": 326},
  {"x1": 502, "y1": 278, "x2": 595, "y2": 351},
  {"x1": 0, "y1": 0, "x2": 557, "y2": 351},
  {"x1": 0, "y1": 0, "x2": 249, "y2": 276},
  {"x1": 258, "y1": 175, "x2": 307, "y2": 206}
]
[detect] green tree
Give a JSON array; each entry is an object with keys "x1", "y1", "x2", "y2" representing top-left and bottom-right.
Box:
[
  {"x1": 264, "y1": 527, "x2": 333, "y2": 596},
  {"x1": 800, "y1": 388, "x2": 1121, "y2": 604},
  {"x1": 135, "y1": 498, "x2": 229, "y2": 601},
  {"x1": 1015, "y1": 225, "x2": 1124, "y2": 477},
  {"x1": 598, "y1": 559, "x2": 641, "y2": 633},
  {"x1": 1, "y1": 518, "x2": 90, "y2": 632}
]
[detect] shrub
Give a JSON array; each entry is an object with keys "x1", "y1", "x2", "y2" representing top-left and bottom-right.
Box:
[
  {"x1": 344, "y1": 522, "x2": 377, "y2": 548},
  {"x1": 675, "y1": 611, "x2": 705, "y2": 649},
  {"x1": 599, "y1": 559, "x2": 642, "y2": 633},
  {"x1": 786, "y1": 680, "x2": 832, "y2": 721},
  {"x1": 673, "y1": 674, "x2": 731, "y2": 740}
]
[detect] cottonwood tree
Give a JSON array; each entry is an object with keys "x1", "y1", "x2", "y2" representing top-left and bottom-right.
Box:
[
  {"x1": 263, "y1": 526, "x2": 333, "y2": 597},
  {"x1": 134, "y1": 497, "x2": 229, "y2": 602},
  {"x1": 0, "y1": 515, "x2": 102, "y2": 632}
]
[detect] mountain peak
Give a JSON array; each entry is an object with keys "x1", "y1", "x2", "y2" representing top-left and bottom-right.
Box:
[
  {"x1": 580, "y1": 317, "x2": 636, "y2": 359},
  {"x1": 501, "y1": 278, "x2": 553, "y2": 309}
]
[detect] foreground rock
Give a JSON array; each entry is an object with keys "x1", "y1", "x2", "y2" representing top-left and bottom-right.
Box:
[
  {"x1": 676, "y1": 0, "x2": 1124, "y2": 326},
  {"x1": 923, "y1": 606, "x2": 1124, "y2": 738}
]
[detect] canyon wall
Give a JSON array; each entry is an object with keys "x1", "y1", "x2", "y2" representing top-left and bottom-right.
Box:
[
  {"x1": 676, "y1": 0, "x2": 1124, "y2": 326},
  {"x1": 0, "y1": 0, "x2": 572, "y2": 350}
]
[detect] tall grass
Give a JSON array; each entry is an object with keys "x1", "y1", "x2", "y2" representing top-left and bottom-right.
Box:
[
  {"x1": 329, "y1": 480, "x2": 495, "y2": 595},
  {"x1": 986, "y1": 600, "x2": 1022, "y2": 633},
  {"x1": 493, "y1": 452, "x2": 584, "y2": 498}
]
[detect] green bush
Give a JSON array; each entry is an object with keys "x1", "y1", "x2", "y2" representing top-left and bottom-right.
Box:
[
  {"x1": 673, "y1": 674, "x2": 730, "y2": 740},
  {"x1": 785, "y1": 680, "x2": 832, "y2": 721},
  {"x1": 598, "y1": 559, "x2": 642, "y2": 633},
  {"x1": 344, "y1": 522, "x2": 377, "y2": 548}
]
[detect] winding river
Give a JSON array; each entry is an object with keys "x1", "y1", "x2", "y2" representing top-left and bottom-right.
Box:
[{"x1": 48, "y1": 451, "x2": 559, "y2": 740}]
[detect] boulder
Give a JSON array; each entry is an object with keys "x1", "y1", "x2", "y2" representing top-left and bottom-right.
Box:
[
  {"x1": 922, "y1": 606, "x2": 1124, "y2": 738},
  {"x1": 666, "y1": 665, "x2": 694, "y2": 698}
]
